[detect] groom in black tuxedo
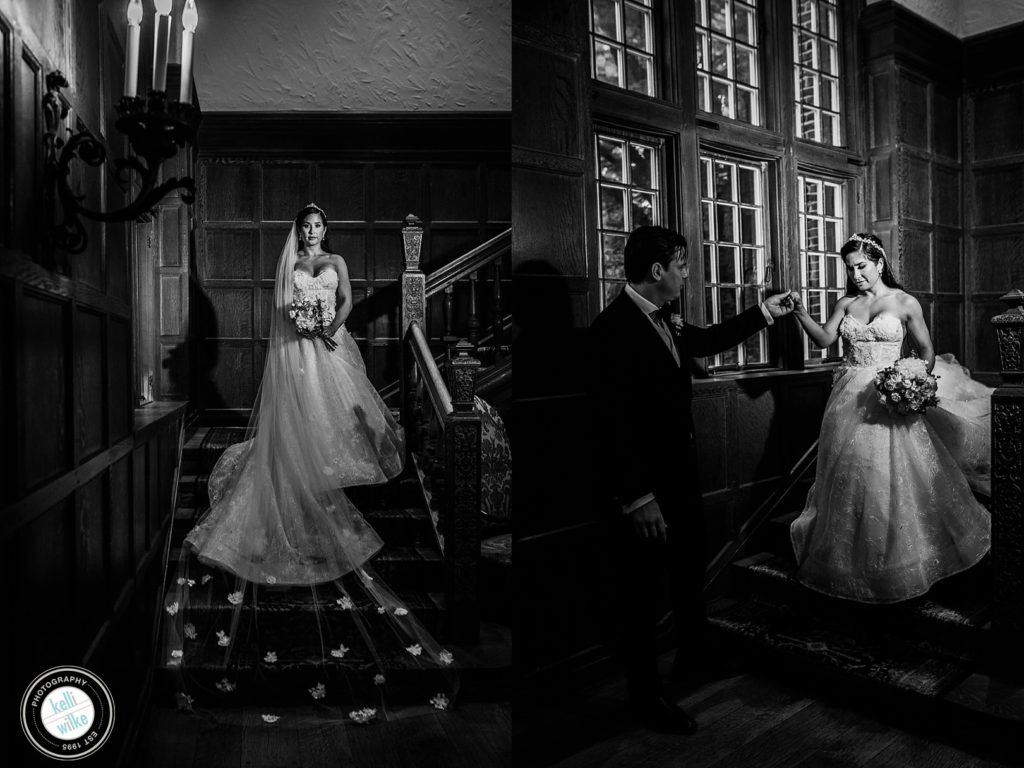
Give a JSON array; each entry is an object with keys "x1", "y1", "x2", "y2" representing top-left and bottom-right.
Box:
[{"x1": 589, "y1": 225, "x2": 794, "y2": 734}]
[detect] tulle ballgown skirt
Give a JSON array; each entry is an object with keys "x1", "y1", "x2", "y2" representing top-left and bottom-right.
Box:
[
  {"x1": 790, "y1": 355, "x2": 992, "y2": 604},
  {"x1": 185, "y1": 326, "x2": 405, "y2": 585}
]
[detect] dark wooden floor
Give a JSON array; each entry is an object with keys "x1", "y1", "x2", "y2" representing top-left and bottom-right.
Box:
[
  {"x1": 134, "y1": 701, "x2": 510, "y2": 768},
  {"x1": 516, "y1": 654, "x2": 1024, "y2": 768}
]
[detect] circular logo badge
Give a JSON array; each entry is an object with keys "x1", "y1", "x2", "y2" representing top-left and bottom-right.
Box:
[{"x1": 20, "y1": 666, "x2": 115, "y2": 761}]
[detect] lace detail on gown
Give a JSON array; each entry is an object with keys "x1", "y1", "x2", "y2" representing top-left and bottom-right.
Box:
[{"x1": 790, "y1": 313, "x2": 991, "y2": 603}]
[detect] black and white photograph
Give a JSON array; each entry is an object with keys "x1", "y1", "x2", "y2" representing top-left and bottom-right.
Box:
[
  {"x1": 513, "y1": 0, "x2": 1024, "y2": 766},
  {"x1": 2, "y1": 1, "x2": 510, "y2": 765},
  {"x1": 5, "y1": 0, "x2": 1024, "y2": 767}
]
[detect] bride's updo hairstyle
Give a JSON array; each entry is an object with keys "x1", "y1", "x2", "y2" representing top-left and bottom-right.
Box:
[
  {"x1": 294, "y1": 202, "x2": 331, "y2": 253},
  {"x1": 841, "y1": 232, "x2": 903, "y2": 295}
]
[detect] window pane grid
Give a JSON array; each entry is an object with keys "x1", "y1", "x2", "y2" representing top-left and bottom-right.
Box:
[
  {"x1": 591, "y1": 0, "x2": 656, "y2": 96},
  {"x1": 798, "y1": 174, "x2": 846, "y2": 361},
  {"x1": 700, "y1": 154, "x2": 769, "y2": 370},
  {"x1": 596, "y1": 133, "x2": 663, "y2": 307},
  {"x1": 695, "y1": 0, "x2": 761, "y2": 126},
  {"x1": 792, "y1": 0, "x2": 841, "y2": 145}
]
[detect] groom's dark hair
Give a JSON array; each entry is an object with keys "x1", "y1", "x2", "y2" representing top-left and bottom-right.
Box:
[{"x1": 624, "y1": 226, "x2": 687, "y2": 283}]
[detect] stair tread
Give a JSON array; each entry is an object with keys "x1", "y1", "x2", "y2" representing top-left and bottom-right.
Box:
[
  {"x1": 710, "y1": 600, "x2": 970, "y2": 698},
  {"x1": 734, "y1": 551, "x2": 993, "y2": 630}
]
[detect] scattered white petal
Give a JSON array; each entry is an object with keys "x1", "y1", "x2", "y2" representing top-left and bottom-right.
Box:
[
  {"x1": 202, "y1": 575, "x2": 213, "y2": 584},
  {"x1": 336, "y1": 596, "x2": 354, "y2": 610},
  {"x1": 215, "y1": 678, "x2": 236, "y2": 693},
  {"x1": 349, "y1": 707, "x2": 377, "y2": 724},
  {"x1": 176, "y1": 693, "x2": 194, "y2": 711},
  {"x1": 227, "y1": 590, "x2": 243, "y2": 605},
  {"x1": 430, "y1": 693, "x2": 450, "y2": 711},
  {"x1": 266, "y1": 576, "x2": 277, "y2": 584},
  {"x1": 184, "y1": 623, "x2": 197, "y2": 640},
  {"x1": 170, "y1": 649, "x2": 183, "y2": 659},
  {"x1": 165, "y1": 601, "x2": 179, "y2": 616},
  {"x1": 216, "y1": 630, "x2": 231, "y2": 647},
  {"x1": 406, "y1": 644, "x2": 423, "y2": 657},
  {"x1": 323, "y1": 467, "x2": 335, "y2": 476},
  {"x1": 394, "y1": 607, "x2": 409, "y2": 617},
  {"x1": 261, "y1": 714, "x2": 280, "y2": 723},
  {"x1": 330, "y1": 644, "x2": 349, "y2": 659},
  {"x1": 377, "y1": 606, "x2": 387, "y2": 615},
  {"x1": 263, "y1": 651, "x2": 278, "y2": 664},
  {"x1": 309, "y1": 682, "x2": 327, "y2": 700},
  {"x1": 373, "y1": 674, "x2": 386, "y2": 686},
  {"x1": 439, "y1": 650, "x2": 454, "y2": 666}
]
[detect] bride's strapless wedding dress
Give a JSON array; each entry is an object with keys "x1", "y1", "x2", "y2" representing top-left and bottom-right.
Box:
[
  {"x1": 185, "y1": 267, "x2": 405, "y2": 585},
  {"x1": 790, "y1": 313, "x2": 992, "y2": 603}
]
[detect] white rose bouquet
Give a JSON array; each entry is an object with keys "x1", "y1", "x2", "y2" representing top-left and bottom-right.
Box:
[
  {"x1": 288, "y1": 295, "x2": 334, "y2": 340},
  {"x1": 874, "y1": 357, "x2": 938, "y2": 416}
]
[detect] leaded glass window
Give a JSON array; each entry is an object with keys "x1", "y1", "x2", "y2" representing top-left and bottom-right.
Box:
[
  {"x1": 700, "y1": 153, "x2": 769, "y2": 369},
  {"x1": 793, "y1": 0, "x2": 841, "y2": 145},
  {"x1": 695, "y1": 0, "x2": 761, "y2": 125},
  {"x1": 595, "y1": 133, "x2": 663, "y2": 306},
  {"x1": 798, "y1": 174, "x2": 847, "y2": 360},
  {"x1": 591, "y1": 0, "x2": 656, "y2": 96}
]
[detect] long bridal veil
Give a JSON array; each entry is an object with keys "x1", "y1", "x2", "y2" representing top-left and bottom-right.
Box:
[{"x1": 161, "y1": 224, "x2": 457, "y2": 722}]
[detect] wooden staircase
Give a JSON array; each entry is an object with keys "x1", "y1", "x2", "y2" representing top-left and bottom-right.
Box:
[{"x1": 707, "y1": 486, "x2": 1024, "y2": 746}]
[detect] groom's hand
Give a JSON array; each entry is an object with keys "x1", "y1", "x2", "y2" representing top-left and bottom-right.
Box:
[
  {"x1": 764, "y1": 292, "x2": 797, "y2": 319},
  {"x1": 631, "y1": 499, "x2": 667, "y2": 542}
]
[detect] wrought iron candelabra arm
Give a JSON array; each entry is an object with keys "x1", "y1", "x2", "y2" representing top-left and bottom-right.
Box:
[{"x1": 43, "y1": 70, "x2": 200, "y2": 254}]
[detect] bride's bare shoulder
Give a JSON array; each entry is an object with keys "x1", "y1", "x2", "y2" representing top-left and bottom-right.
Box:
[{"x1": 324, "y1": 252, "x2": 349, "y2": 276}]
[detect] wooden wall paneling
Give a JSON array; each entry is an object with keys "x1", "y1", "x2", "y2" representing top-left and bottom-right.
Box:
[
  {"x1": 903, "y1": 151, "x2": 931, "y2": 223},
  {"x1": 319, "y1": 164, "x2": 367, "y2": 221},
  {"x1": 899, "y1": 70, "x2": 930, "y2": 151},
  {"x1": 374, "y1": 163, "x2": 424, "y2": 222},
  {"x1": 14, "y1": 497, "x2": 76, "y2": 670},
  {"x1": 108, "y1": 452, "x2": 132, "y2": 590},
  {"x1": 933, "y1": 231, "x2": 962, "y2": 294},
  {"x1": 203, "y1": 161, "x2": 259, "y2": 222},
  {"x1": 74, "y1": 305, "x2": 106, "y2": 460},
  {"x1": 13, "y1": 42, "x2": 41, "y2": 257},
  {"x1": 932, "y1": 87, "x2": 960, "y2": 161},
  {"x1": 971, "y1": 83, "x2": 1024, "y2": 161},
  {"x1": 132, "y1": 444, "x2": 147, "y2": 562},
  {"x1": 932, "y1": 297, "x2": 963, "y2": 359},
  {"x1": 933, "y1": 165, "x2": 961, "y2": 228},
  {"x1": 900, "y1": 224, "x2": 933, "y2": 293},
  {"x1": 970, "y1": 297, "x2": 1009, "y2": 375},
  {"x1": 486, "y1": 164, "x2": 512, "y2": 221},
  {"x1": 146, "y1": 437, "x2": 160, "y2": 550},
  {"x1": 0, "y1": 14, "x2": 12, "y2": 246},
  {"x1": 21, "y1": 290, "x2": 70, "y2": 490},
  {"x1": 429, "y1": 163, "x2": 481, "y2": 222},
  {"x1": 76, "y1": 473, "x2": 108, "y2": 650},
  {"x1": 973, "y1": 166, "x2": 1024, "y2": 227},
  {"x1": 512, "y1": 166, "x2": 587, "y2": 276},
  {"x1": 201, "y1": 229, "x2": 258, "y2": 281},
  {"x1": 692, "y1": 390, "x2": 730, "y2": 494},
  {"x1": 972, "y1": 233, "x2": 1024, "y2": 292},
  {"x1": 513, "y1": 42, "x2": 582, "y2": 159},
  {"x1": 262, "y1": 162, "x2": 312, "y2": 222}
]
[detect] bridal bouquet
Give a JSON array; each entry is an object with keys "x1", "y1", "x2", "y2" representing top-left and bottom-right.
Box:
[
  {"x1": 289, "y1": 295, "x2": 334, "y2": 340},
  {"x1": 874, "y1": 357, "x2": 938, "y2": 416}
]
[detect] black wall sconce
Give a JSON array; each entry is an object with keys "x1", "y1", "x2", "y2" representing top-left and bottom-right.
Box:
[{"x1": 42, "y1": 0, "x2": 201, "y2": 254}]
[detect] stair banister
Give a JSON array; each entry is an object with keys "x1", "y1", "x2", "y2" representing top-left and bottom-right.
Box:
[{"x1": 990, "y1": 288, "x2": 1024, "y2": 647}]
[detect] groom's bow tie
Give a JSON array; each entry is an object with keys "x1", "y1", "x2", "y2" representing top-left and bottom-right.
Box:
[{"x1": 649, "y1": 304, "x2": 673, "y2": 323}]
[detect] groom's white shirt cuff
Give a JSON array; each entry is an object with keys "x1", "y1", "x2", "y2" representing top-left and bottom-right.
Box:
[{"x1": 623, "y1": 493, "x2": 656, "y2": 514}]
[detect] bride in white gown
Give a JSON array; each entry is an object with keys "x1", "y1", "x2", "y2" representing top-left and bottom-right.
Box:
[
  {"x1": 787, "y1": 233, "x2": 991, "y2": 604},
  {"x1": 164, "y1": 203, "x2": 456, "y2": 720}
]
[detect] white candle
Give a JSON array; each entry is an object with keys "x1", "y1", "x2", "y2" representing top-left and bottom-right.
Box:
[
  {"x1": 152, "y1": 0, "x2": 173, "y2": 93},
  {"x1": 178, "y1": 0, "x2": 199, "y2": 103},
  {"x1": 124, "y1": 0, "x2": 143, "y2": 97}
]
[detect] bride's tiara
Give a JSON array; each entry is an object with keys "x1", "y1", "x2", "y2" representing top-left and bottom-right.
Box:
[
  {"x1": 845, "y1": 233, "x2": 885, "y2": 258},
  {"x1": 301, "y1": 201, "x2": 327, "y2": 218}
]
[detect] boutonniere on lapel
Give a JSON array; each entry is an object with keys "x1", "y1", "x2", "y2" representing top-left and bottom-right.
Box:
[{"x1": 668, "y1": 313, "x2": 684, "y2": 335}]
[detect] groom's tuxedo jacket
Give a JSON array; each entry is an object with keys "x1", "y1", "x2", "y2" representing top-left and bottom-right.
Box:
[{"x1": 589, "y1": 289, "x2": 769, "y2": 515}]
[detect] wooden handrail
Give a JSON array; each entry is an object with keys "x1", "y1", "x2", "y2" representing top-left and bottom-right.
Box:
[
  {"x1": 408, "y1": 321, "x2": 452, "y2": 423},
  {"x1": 703, "y1": 439, "x2": 819, "y2": 591},
  {"x1": 425, "y1": 228, "x2": 510, "y2": 297}
]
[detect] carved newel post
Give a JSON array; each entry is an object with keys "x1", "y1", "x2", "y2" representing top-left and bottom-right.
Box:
[
  {"x1": 991, "y1": 288, "x2": 1024, "y2": 648},
  {"x1": 444, "y1": 340, "x2": 482, "y2": 641},
  {"x1": 400, "y1": 213, "x2": 425, "y2": 333},
  {"x1": 399, "y1": 215, "x2": 425, "y2": 447}
]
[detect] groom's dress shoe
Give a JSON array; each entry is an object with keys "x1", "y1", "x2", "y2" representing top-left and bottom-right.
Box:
[{"x1": 631, "y1": 696, "x2": 698, "y2": 735}]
